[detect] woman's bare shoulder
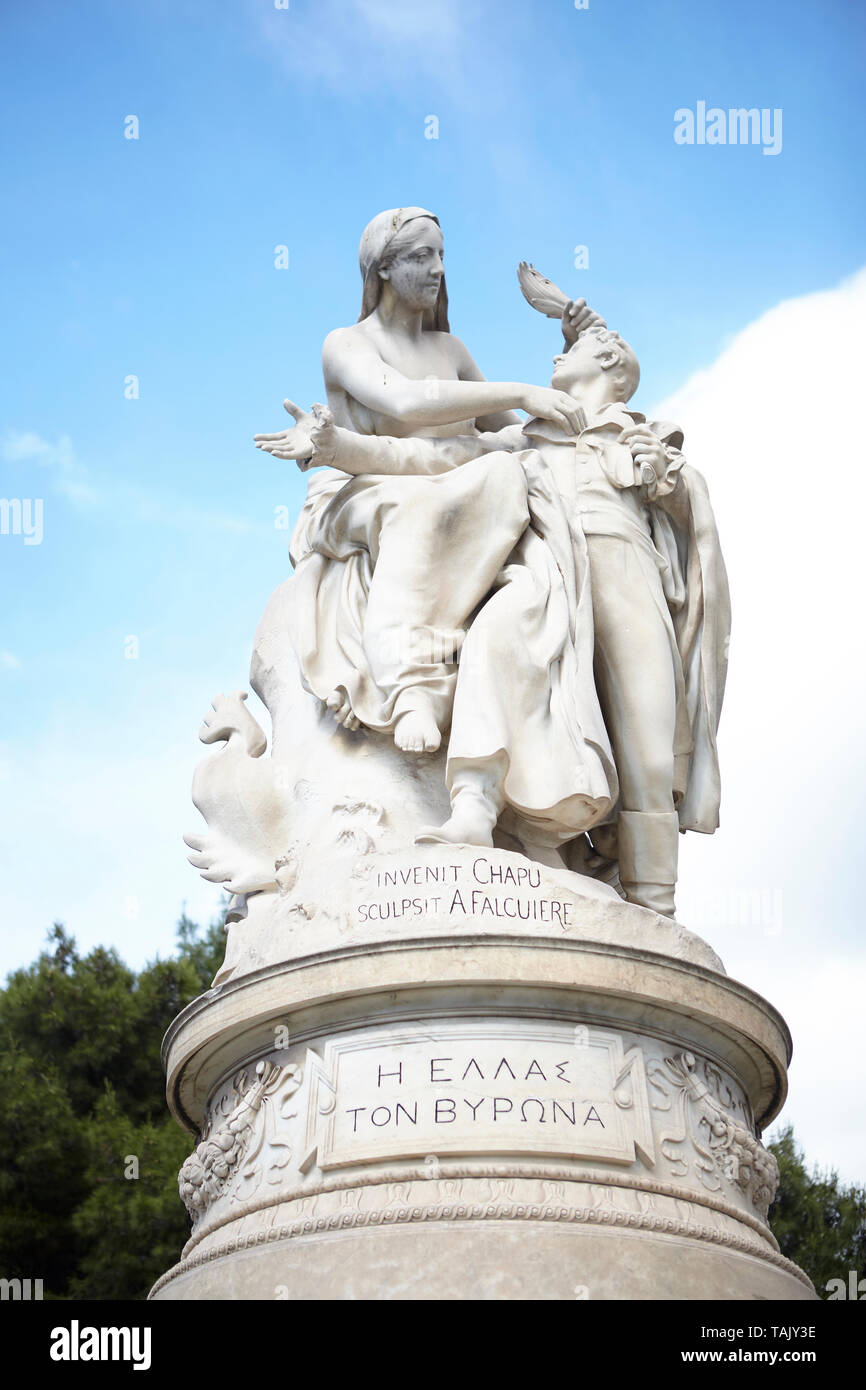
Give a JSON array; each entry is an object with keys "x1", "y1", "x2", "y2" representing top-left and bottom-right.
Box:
[
  {"x1": 323, "y1": 322, "x2": 370, "y2": 348},
  {"x1": 322, "y1": 321, "x2": 381, "y2": 370}
]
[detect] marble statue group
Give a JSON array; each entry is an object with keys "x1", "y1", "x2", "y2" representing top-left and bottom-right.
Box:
[
  {"x1": 252, "y1": 207, "x2": 730, "y2": 920},
  {"x1": 162, "y1": 209, "x2": 813, "y2": 1306}
]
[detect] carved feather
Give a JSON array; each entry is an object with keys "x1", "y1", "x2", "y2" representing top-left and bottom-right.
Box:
[{"x1": 517, "y1": 261, "x2": 571, "y2": 319}]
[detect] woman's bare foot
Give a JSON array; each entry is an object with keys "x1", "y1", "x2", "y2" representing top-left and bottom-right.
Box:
[{"x1": 394, "y1": 707, "x2": 441, "y2": 754}]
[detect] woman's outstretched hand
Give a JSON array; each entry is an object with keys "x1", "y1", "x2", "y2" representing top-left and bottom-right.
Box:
[{"x1": 254, "y1": 399, "x2": 319, "y2": 464}]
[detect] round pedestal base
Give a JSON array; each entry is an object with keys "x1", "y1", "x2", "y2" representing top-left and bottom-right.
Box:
[
  {"x1": 151, "y1": 851, "x2": 814, "y2": 1301},
  {"x1": 152, "y1": 1215, "x2": 813, "y2": 1302}
]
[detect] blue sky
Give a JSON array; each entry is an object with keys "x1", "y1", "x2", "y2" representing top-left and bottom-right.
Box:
[{"x1": 2, "y1": 1, "x2": 865, "y2": 1178}]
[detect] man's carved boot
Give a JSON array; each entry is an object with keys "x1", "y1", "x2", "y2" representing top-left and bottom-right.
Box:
[
  {"x1": 416, "y1": 775, "x2": 503, "y2": 848},
  {"x1": 617, "y1": 810, "x2": 680, "y2": 919}
]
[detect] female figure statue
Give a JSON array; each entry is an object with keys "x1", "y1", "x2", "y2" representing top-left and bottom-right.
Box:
[{"x1": 256, "y1": 208, "x2": 601, "y2": 754}]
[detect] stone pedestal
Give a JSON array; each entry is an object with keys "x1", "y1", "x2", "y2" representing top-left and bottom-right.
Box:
[{"x1": 149, "y1": 846, "x2": 814, "y2": 1301}]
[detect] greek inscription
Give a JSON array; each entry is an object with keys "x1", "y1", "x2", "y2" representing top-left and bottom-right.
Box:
[
  {"x1": 377, "y1": 1063, "x2": 402, "y2": 1086},
  {"x1": 319, "y1": 1028, "x2": 651, "y2": 1167},
  {"x1": 341, "y1": 1097, "x2": 607, "y2": 1132},
  {"x1": 520, "y1": 1099, "x2": 546, "y2": 1123}
]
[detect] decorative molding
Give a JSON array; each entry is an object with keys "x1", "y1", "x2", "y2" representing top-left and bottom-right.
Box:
[
  {"x1": 152, "y1": 1189, "x2": 812, "y2": 1300},
  {"x1": 182, "y1": 1156, "x2": 779, "y2": 1257}
]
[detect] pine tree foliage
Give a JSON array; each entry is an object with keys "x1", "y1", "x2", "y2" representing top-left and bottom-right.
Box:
[
  {"x1": 767, "y1": 1125, "x2": 866, "y2": 1297},
  {"x1": 0, "y1": 917, "x2": 225, "y2": 1300}
]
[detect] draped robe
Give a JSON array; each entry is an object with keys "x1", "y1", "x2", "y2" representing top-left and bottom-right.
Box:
[{"x1": 288, "y1": 413, "x2": 729, "y2": 842}]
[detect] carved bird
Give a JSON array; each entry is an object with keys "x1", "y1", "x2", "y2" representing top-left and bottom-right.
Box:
[
  {"x1": 517, "y1": 262, "x2": 607, "y2": 347},
  {"x1": 183, "y1": 690, "x2": 290, "y2": 896},
  {"x1": 516, "y1": 261, "x2": 571, "y2": 319}
]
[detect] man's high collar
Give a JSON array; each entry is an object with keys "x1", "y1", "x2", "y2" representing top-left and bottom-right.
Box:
[{"x1": 522, "y1": 400, "x2": 646, "y2": 446}]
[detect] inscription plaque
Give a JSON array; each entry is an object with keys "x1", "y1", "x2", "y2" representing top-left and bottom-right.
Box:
[{"x1": 304, "y1": 1023, "x2": 655, "y2": 1169}]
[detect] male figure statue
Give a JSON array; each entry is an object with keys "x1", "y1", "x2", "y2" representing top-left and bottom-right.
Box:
[{"x1": 426, "y1": 325, "x2": 730, "y2": 919}]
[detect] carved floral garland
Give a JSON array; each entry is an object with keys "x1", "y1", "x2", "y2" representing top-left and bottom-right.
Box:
[{"x1": 179, "y1": 1061, "x2": 302, "y2": 1223}]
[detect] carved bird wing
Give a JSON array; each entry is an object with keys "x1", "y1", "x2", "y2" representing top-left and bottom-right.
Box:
[{"x1": 516, "y1": 261, "x2": 571, "y2": 319}]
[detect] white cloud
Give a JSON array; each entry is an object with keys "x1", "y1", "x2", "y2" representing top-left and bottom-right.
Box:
[
  {"x1": 2, "y1": 431, "x2": 102, "y2": 506},
  {"x1": 354, "y1": 0, "x2": 462, "y2": 44},
  {"x1": 0, "y1": 651, "x2": 21, "y2": 670},
  {"x1": 1, "y1": 429, "x2": 268, "y2": 535},
  {"x1": 250, "y1": 0, "x2": 474, "y2": 98},
  {"x1": 654, "y1": 267, "x2": 866, "y2": 1183},
  {"x1": 653, "y1": 267, "x2": 866, "y2": 819}
]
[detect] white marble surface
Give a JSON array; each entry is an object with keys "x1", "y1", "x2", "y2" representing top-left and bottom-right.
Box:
[{"x1": 158, "y1": 215, "x2": 809, "y2": 1301}]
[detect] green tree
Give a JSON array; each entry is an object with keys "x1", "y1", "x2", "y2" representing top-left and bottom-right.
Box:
[
  {"x1": 768, "y1": 1125, "x2": 866, "y2": 1297},
  {"x1": 68, "y1": 1085, "x2": 193, "y2": 1300},
  {"x1": 0, "y1": 916, "x2": 225, "y2": 1299}
]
